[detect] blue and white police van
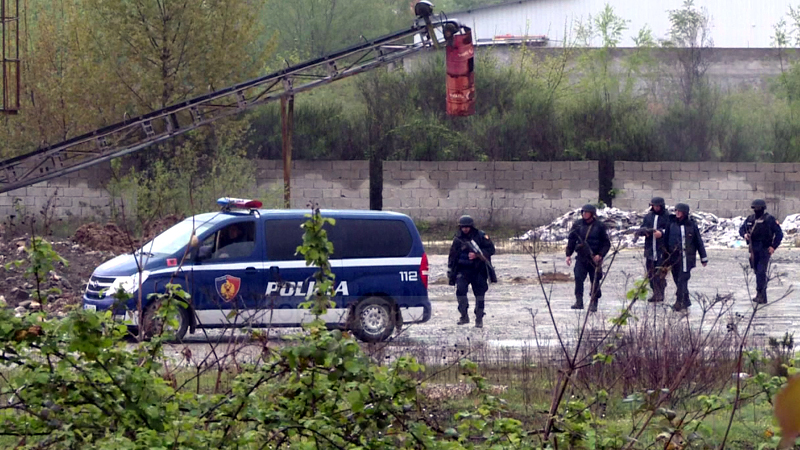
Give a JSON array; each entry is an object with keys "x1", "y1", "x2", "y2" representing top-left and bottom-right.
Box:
[{"x1": 82, "y1": 198, "x2": 432, "y2": 342}]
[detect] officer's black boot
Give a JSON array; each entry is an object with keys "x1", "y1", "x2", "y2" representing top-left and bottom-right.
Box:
[
  {"x1": 457, "y1": 296, "x2": 469, "y2": 325},
  {"x1": 571, "y1": 296, "x2": 584, "y2": 310},
  {"x1": 474, "y1": 296, "x2": 485, "y2": 328}
]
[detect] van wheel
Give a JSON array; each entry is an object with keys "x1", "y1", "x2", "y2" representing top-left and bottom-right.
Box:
[
  {"x1": 142, "y1": 298, "x2": 189, "y2": 341},
  {"x1": 352, "y1": 297, "x2": 395, "y2": 342}
]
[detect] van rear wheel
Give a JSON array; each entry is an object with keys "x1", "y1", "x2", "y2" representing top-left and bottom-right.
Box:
[{"x1": 351, "y1": 297, "x2": 395, "y2": 342}]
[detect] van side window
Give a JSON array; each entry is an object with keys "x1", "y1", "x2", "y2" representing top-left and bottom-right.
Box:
[
  {"x1": 265, "y1": 219, "x2": 309, "y2": 261},
  {"x1": 200, "y1": 221, "x2": 256, "y2": 260},
  {"x1": 330, "y1": 219, "x2": 412, "y2": 258},
  {"x1": 265, "y1": 218, "x2": 412, "y2": 260}
]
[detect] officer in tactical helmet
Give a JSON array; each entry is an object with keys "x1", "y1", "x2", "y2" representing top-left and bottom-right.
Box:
[
  {"x1": 738, "y1": 199, "x2": 783, "y2": 304},
  {"x1": 447, "y1": 215, "x2": 496, "y2": 328},
  {"x1": 665, "y1": 203, "x2": 708, "y2": 312},
  {"x1": 636, "y1": 197, "x2": 670, "y2": 303},
  {"x1": 565, "y1": 204, "x2": 611, "y2": 312}
]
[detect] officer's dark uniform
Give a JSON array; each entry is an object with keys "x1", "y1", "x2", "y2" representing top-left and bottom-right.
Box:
[
  {"x1": 738, "y1": 199, "x2": 783, "y2": 304},
  {"x1": 447, "y1": 215, "x2": 496, "y2": 328},
  {"x1": 665, "y1": 203, "x2": 708, "y2": 312},
  {"x1": 565, "y1": 204, "x2": 611, "y2": 312},
  {"x1": 637, "y1": 197, "x2": 670, "y2": 303}
]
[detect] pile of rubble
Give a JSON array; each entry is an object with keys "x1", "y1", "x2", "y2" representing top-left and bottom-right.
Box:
[{"x1": 518, "y1": 206, "x2": 786, "y2": 249}]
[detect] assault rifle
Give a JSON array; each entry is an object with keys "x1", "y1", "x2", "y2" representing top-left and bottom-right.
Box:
[
  {"x1": 568, "y1": 227, "x2": 595, "y2": 261},
  {"x1": 457, "y1": 237, "x2": 498, "y2": 283}
]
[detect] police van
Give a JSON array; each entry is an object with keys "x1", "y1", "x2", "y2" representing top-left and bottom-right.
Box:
[{"x1": 82, "y1": 198, "x2": 431, "y2": 342}]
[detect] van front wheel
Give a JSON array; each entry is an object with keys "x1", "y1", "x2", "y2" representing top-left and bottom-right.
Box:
[
  {"x1": 142, "y1": 298, "x2": 190, "y2": 341},
  {"x1": 352, "y1": 297, "x2": 395, "y2": 342}
]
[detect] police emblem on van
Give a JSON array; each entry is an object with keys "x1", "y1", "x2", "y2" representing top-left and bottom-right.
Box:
[{"x1": 215, "y1": 275, "x2": 241, "y2": 302}]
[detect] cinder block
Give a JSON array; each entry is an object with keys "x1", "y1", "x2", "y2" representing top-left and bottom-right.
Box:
[
  {"x1": 331, "y1": 198, "x2": 353, "y2": 208},
  {"x1": 689, "y1": 190, "x2": 709, "y2": 199},
  {"x1": 400, "y1": 161, "x2": 419, "y2": 171},
  {"x1": 727, "y1": 191, "x2": 750, "y2": 200},
  {"x1": 351, "y1": 198, "x2": 369, "y2": 209},
  {"x1": 523, "y1": 191, "x2": 544, "y2": 199},
  {"x1": 383, "y1": 198, "x2": 402, "y2": 208},
  {"x1": 718, "y1": 181, "x2": 739, "y2": 190},
  {"x1": 89, "y1": 198, "x2": 109, "y2": 208},
  {"x1": 756, "y1": 163, "x2": 776, "y2": 173},
  {"x1": 302, "y1": 189, "x2": 323, "y2": 199},
  {"x1": 700, "y1": 162, "x2": 719, "y2": 172},
  {"x1": 523, "y1": 170, "x2": 543, "y2": 180},
  {"x1": 679, "y1": 181, "x2": 700, "y2": 190},
  {"x1": 671, "y1": 171, "x2": 691, "y2": 181},
  {"x1": 660, "y1": 161, "x2": 680, "y2": 171},
  {"x1": 784, "y1": 172, "x2": 800, "y2": 182},
  {"x1": 507, "y1": 180, "x2": 527, "y2": 190},
  {"x1": 330, "y1": 161, "x2": 351, "y2": 170},
  {"x1": 550, "y1": 161, "x2": 571, "y2": 172},
  {"x1": 494, "y1": 161, "x2": 513, "y2": 170},
  {"x1": 533, "y1": 180, "x2": 553, "y2": 191},
  {"x1": 737, "y1": 162, "x2": 757, "y2": 172},
  {"x1": 718, "y1": 162, "x2": 737, "y2": 172},
  {"x1": 775, "y1": 163, "x2": 794, "y2": 173},
  {"x1": 699, "y1": 181, "x2": 719, "y2": 190},
  {"x1": 501, "y1": 170, "x2": 522, "y2": 180},
  {"x1": 633, "y1": 190, "x2": 653, "y2": 200},
  {"x1": 410, "y1": 189, "x2": 430, "y2": 198},
  {"x1": 303, "y1": 172, "x2": 322, "y2": 180},
  {"x1": 561, "y1": 171, "x2": 580, "y2": 180},
  {"x1": 708, "y1": 190, "x2": 727, "y2": 200},
  {"x1": 623, "y1": 181, "x2": 642, "y2": 190},
  {"x1": 457, "y1": 161, "x2": 480, "y2": 171},
  {"x1": 755, "y1": 182, "x2": 775, "y2": 192},
  {"x1": 542, "y1": 190, "x2": 562, "y2": 199},
  {"x1": 513, "y1": 162, "x2": 533, "y2": 171},
  {"x1": 495, "y1": 180, "x2": 513, "y2": 189},
  {"x1": 552, "y1": 179, "x2": 571, "y2": 190},
  {"x1": 82, "y1": 189, "x2": 103, "y2": 198},
  {"x1": 323, "y1": 188, "x2": 342, "y2": 198},
  {"x1": 642, "y1": 162, "x2": 661, "y2": 172},
  {"x1": 746, "y1": 171, "x2": 767, "y2": 182},
  {"x1": 438, "y1": 161, "x2": 458, "y2": 171},
  {"x1": 570, "y1": 161, "x2": 590, "y2": 171},
  {"x1": 681, "y1": 162, "x2": 700, "y2": 171},
  {"x1": 448, "y1": 171, "x2": 467, "y2": 181},
  {"x1": 726, "y1": 172, "x2": 746, "y2": 181},
  {"x1": 770, "y1": 172, "x2": 786, "y2": 181},
  {"x1": 313, "y1": 180, "x2": 333, "y2": 189},
  {"x1": 736, "y1": 181, "x2": 755, "y2": 191},
  {"x1": 542, "y1": 171, "x2": 561, "y2": 180}
]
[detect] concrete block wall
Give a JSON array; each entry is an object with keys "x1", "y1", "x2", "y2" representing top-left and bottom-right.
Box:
[
  {"x1": 612, "y1": 161, "x2": 800, "y2": 220},
  {"x1": 256, "y1": 160, "x2": 370, "y2": 210},
  {"x1": 0, "y1": 163, "x2": 115, "y2": 219},
  {"x1": 381, "y1": 160, "x2": 598, "y2": 226}
]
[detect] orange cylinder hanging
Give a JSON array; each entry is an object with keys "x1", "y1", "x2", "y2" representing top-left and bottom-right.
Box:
[{"x1": 445, "y1": 30, "x2": 475, "y2": 117}]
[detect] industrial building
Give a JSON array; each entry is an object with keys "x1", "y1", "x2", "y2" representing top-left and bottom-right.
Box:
[{"x1": 439, "y1": 0, "x2": 795, "y2": 48}]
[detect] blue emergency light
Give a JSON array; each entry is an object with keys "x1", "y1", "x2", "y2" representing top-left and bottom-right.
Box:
[{"x1": 217, "y1": 197, "x2": 263, "y2": 210}]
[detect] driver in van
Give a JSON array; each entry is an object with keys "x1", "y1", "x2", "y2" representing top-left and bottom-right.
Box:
[{"x1": 219, "y1": 224, "x2": 246, "y2": 249}]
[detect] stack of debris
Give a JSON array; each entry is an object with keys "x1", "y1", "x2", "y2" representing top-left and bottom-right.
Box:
[{"x1": 519, "y1": 206, "x2": 757, "y2": 248}]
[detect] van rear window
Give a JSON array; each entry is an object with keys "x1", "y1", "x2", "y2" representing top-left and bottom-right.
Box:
[{"x1": 265, "y1": 218, "x2": 413, "y2": 261}]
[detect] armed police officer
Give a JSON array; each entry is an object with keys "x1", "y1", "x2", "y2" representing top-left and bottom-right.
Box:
[
  {"x1": 636, "y1": 197, "x2": 670, "y2": 303},
  {"x1": 665, "y1": 203, "x2": 708, "y2": 312},
  {"x1": 566, "y1": 204, "x2": 611, "y2": 312},
  {"x1": 447, "y1": 215, "x2": 496, "y2": 328},
  {"x1": 738, "y1": 199, "x2": 783, "y2": 304}
]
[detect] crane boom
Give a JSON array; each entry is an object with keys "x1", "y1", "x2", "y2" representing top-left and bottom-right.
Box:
[{"x1": 0, "y1": 15, "x2": 463, "y2": 194}]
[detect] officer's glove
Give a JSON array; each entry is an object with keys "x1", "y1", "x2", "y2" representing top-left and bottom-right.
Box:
[{"x1": 447, "y1": 269, "x2": 456, "y2": 286}]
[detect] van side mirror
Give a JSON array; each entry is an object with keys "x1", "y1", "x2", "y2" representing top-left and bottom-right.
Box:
[{"x1": 190, "y1": 234, "x2": 200, "y2": 248}]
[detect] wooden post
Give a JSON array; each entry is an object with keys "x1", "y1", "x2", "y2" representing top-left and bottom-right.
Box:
[{"x1": 281, "y1": 94, "x2": 294, "y2": 208}]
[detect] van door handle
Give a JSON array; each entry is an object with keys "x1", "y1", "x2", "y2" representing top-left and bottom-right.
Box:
[{"x1": 245, "y1": 267, "x2": 257, "y2": 273}]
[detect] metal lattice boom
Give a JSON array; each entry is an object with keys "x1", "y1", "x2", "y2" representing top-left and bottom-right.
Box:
[{"x1": 0, "y1": 16, "x2": 462, "y2": 194}]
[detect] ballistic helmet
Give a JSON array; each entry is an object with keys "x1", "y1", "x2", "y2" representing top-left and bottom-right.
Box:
[
  {"x1": 458, "y1": 215, "x2": 475, "y2": 227},
  {"x1": 675, "y1": 203, "x2": 690, "y2": 214},
  {"x1": 751, "y1": 199, "x2": 767, "y2": 209},
  {"x1": 581, "y1": 204, "x2": 597, "y2": 215},
  {"x1": 650, "y1": 197, "x2": 665, "y2": 208}
]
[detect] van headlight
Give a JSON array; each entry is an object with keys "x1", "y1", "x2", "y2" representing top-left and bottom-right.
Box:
[{"x1": 106, "y1": 271, "x2": 150, "y2": 297}]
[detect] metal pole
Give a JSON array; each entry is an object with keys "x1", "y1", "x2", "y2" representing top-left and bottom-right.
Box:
[
  {"x1": 281, "y1": 94, "x2": 294, "y2": 208},
  {"x1": 2, "y1": 0, "x2": 7, "y2": 112}
]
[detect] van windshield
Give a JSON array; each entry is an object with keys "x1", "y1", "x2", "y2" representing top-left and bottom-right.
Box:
[{"x1": 139, "y1": 219, "x2": 215, "y2": 255}]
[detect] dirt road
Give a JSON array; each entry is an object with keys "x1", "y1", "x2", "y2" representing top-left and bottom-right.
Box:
[{"x1": 164, "y1": 248, "x2": 800, "y2": 363}]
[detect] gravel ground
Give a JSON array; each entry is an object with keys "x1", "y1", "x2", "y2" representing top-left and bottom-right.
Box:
[{"x1": 162, "y1": 247, "x2": 800, "y2": 363}]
